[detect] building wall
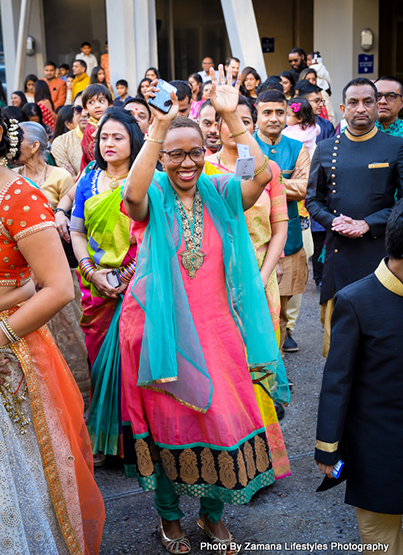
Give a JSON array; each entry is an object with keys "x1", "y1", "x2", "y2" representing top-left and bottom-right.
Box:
[
  {"x1": 253, "y1": 0, "x2": 314, "y2": 76},
  {"x1": 379, "y1": 0, "x2": 403, "y2": 79},
  {"x1": 43, "y1": 0, "x2": 107, "y2": 70},
  {"x1": 314, "y1": 0, "x2": 379, "y2": 122},
  {"x1": 1, "y1": 0, "x2": 47, "y2": 95}
]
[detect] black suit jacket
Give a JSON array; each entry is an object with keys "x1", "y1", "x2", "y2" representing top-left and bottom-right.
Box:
[
  {"x1": 306, "y1": 128, "x2": 403, "y2": 302},
  {"x1": 315, "y1": 263, "x2": 403, "y2": 513}
]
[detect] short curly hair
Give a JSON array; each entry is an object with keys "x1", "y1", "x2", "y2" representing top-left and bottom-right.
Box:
[
  {"x1": 0, "y1": 108, "x2": 23, "y2": 160},
  {"x1": 166, "y1": 116, "x2": 203, "y2": 142}
]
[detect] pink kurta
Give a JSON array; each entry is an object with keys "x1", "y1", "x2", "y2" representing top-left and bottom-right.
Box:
[{"x1": 120, "y1": 208, "x2": 275, "y2": 502}]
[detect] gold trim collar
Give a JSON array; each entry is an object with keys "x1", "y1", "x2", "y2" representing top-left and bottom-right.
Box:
[
  {"x1": 375, "y1": 258, "x2": 403, "y2": 296},
  {"x1": 345, "y1": 126, "x2": 377, "y2": 142},
  {"x1": 257, "y1": 129, "x2": 282, "y2": 146}
]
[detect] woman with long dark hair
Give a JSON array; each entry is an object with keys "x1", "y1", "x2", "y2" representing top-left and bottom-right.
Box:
[
  {"x1": 145, "y1": 67, "x2": 160, "y2": 81},
  {"x1": 11, "y1": 91, "x2": 28, "y2": 109},
  {"x1": 240, "y1": 66, "x2": 261, "y2": 102},
  {"x1": 52, "y1": 105, "x2": 75, "y2": 142},
  {"x1": 0, "y1": 109, "x2": 104, "y2": 554},
  {"x1": 70, "y1": 108, "x2": 143, "y2": 465},
  {"x1": 188, "y1": 72, "x2": 204, "y2": 120},
  {"x1": 90, "y1": 65, "x2": 115, "y2": 98},
  {"x1": 24, "y1": 74, "x2": 38, "y2": 102},
  {"x1": 136, "y1": 78, "x2": 152, "y2": 100},
  {"x1": 279, "y1": 70, "x2": 296, "y2": 100},
  {"x1": 34, "y1": 80, "x2": 56, "y2": 132}
]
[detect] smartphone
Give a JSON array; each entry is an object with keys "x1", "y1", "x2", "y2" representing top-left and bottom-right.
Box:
[
  {"x1": 148, "y1": 80, "x2": 177, "y2": 114},
  {"x1": 106, "y1": 270, "x2": 121, "y2": 288}
]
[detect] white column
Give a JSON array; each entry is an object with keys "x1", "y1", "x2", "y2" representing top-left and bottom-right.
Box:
[
  {"x1": 134, "y1": 0, "x2": 158, "y2": 83},
  {"x1": 14, "y1": 0, "x2": 32, "y2": 91},
  {"x1": 106, "y1": 0, "x2": 137, "y2": 96},
  {"x1": 220, "y1": 0, "x2": 267, "y2": 80},
  {"x1": 106, "y1": 0, "x2": 158, "y2": 96},
  {"x1": 148, "y1": 0, "x2": 158, "y2": 69},
  {"x1": 1, "y1": 0, "x2": 19, "y2": 100},
  {"x1": 314, "y1": 0, "x2": 379, "y2": 123}
]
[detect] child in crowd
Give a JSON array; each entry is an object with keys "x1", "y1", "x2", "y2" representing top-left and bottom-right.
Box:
[
  {"x1": 59, "y1": 64, "x2": 70, "y2": 81},
  {"x1": 113, "y1": 79, "x2": 131, "y2": 108},
  {"x1": 65, "y1": 74, "x2": 74, "y2": 105},
  {"x1": 76, "y1": 42, "x2": 98, "y2": 77},
  {"x1": 283, "y1": 97, "x2": 319, "y2": 157},
  {"x1": 80, "y1": 83, "x2": 112, "y2": 172}
]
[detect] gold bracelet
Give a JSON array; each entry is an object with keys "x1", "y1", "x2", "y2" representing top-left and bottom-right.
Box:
[
  {"x1": 254, "y1": 155, "x2": 269, "y2": 177},
  {"x1": 144, "y1": 136, "x2": 164, "y2": 145},
  {"x1": 230, "y1": 128, "x2": 248, "y2": 138}
]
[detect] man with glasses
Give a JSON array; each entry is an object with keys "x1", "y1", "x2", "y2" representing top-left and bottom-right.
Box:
[
  {"x1": 52, "y1": 92, "x2": 88, "y2": 179},
  {"x1": 375, "y1": 76, "x2": 403, "y2": 137},
  {"x1": 299, "y1": 82, "x2": 335, "y2": 142},
  {"x1": 306, "y1": 77, "x2": 403, "y2": 356},
  {"x1": 288, "y1": 47, "x2": 308, "y2": 82}
]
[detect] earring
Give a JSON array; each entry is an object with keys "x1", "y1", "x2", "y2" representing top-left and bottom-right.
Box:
[
  {"x1": 31, "y1": 149, "x2": 35, "y2": 154},
  {"x1": 217, "y1": 137, "x2": 222, "y2": 146},
  {"x1": 0, "y1": 157, "x2": 7, "y2": 166},
  {"x1": 162, "y1": 164, "x2": 166, "y2": 172}
]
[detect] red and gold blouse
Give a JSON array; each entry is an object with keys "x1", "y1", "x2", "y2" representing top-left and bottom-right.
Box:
[{"x1": 0, "y1": 177, "x2": 56, "y2": 286}]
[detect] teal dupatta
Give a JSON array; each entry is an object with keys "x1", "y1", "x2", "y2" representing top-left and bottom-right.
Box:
[{"x1": 131, "y1": 171, "x2": 289, "y2": 412}]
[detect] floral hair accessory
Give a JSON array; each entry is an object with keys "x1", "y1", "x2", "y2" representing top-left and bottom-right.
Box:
[
  {"x1": 6, "y1": 119, "x2": 20, "y2": 160},
  {"x1": 290, "y1": 102, "x2": 301, "y2": 113}
]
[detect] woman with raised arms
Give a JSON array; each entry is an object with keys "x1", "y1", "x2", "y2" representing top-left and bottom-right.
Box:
[{"x1": 120, "y1": 66, "x2": 289, "y2": 555}]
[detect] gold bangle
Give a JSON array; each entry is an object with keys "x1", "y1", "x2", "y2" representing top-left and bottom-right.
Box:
[
  {"x1": 230, "y1": 128, "x2": 248, "y2": 138},
  {"x1": 254, "y1": 155, "x2": 269, "y2": 177},
  {"x1": 144, "y1": 136, "x2": 164, "y2": 145},
  {"x1": 0, "y1": 318, "x2": 20, "y2": 343}
]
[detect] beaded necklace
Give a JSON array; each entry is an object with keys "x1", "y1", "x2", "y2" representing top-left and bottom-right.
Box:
[{"x1": 173, "y1": 188, "x2": 205, "y2": 279}]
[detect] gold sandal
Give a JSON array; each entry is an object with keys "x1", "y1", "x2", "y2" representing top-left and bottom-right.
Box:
[
  {"x1": 158, "y1": 518, "x2": 191, "y2": 554},
  {"x1": 197, "y1": 516, "x2": 240, "y2": 555}
]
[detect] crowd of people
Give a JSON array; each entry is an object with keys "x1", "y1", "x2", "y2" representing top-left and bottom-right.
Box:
[{"x1": 0, "y1": 42, "x2": 401, "y2": 555}]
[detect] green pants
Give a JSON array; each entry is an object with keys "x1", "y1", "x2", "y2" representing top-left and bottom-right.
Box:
[{"x1": 155, "y1": 467, "x2": 224, "y2": 524}]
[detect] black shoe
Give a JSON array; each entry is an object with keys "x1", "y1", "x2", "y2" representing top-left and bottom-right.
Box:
[
  {"x1": 283, "y1": 330, "x2": 299, "y2": 352},
  {"x1": 274, "y1": 401, "x2": 285, "y2": 421}
]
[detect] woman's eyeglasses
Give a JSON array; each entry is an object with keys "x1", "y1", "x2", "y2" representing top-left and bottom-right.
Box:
[
  {"x1": 73, "y1": 106, "x2": 83, "y2": 114},
  {"x1": 160, "y1": 148, "x2": 206, "y2": 163}
]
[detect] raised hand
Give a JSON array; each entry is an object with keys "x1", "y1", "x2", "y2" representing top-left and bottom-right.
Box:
[
  {"x1": 209, "y1": 64, "x2": 241, "y2": 115},
  {"x1": 145, "y1": 79, "x2": 179, "y2": 123}
]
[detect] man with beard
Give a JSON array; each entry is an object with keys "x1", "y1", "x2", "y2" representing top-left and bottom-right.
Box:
[
  {"x1": 306, "y1": 77, "x2": 403, "y2": 356},
  {"x1": 288, "y1": 47, "x2": 308, "y2": 82},
  {"x1": 198, "y1": 100, "x2": 220, "y2": 155},
  {"x1": 375, "y1": 75, "x2": 403, "y2": 137}
]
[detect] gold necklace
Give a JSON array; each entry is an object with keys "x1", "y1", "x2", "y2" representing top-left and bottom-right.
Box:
[
  {"x1": 104, "y1": 170, "x2": 130, "y2": 189},
  {"x1": 218, "y1": 151, "x2": 234, "y2": 173},
  {"x1": 181, "y1": 200, "x2": 194, "y2": 213}
]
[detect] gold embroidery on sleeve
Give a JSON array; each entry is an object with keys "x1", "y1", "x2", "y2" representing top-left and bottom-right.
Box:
[{"x1": 315, "y1": 439, "x2": 339, "y2": 452}]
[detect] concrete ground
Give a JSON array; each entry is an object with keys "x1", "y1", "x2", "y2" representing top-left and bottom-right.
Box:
[{"x1": 96, "y1": 269, "x2": 361, "y2": 555}]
